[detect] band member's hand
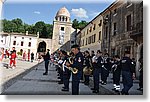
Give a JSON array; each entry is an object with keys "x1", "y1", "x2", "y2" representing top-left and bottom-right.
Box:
[
  {"x1": 66, "y1": 62, "x2": 70, "y2": 67},
  {"x1": 132, "y1": 73, "x2": 136, "y2": 80}
]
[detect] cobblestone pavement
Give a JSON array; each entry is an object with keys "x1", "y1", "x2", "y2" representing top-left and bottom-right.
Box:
[{"x1": 1, "y1": 62, "x2": 115, "y2": 95}]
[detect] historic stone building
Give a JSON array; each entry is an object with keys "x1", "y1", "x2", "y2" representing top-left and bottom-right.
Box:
[
  {"x1": 101, "y1": 0, "x2": 143, "y2": 60},
  {"x1": 79, "y1": 14, "x2": 103, "y2": 53},
  {"x1": 52, "y1": 7, "x2": 75, "y2": 53}
]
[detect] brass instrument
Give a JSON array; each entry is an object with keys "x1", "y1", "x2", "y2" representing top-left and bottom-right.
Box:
[
  {"x1": 83, "y1": 66, "x2": 93, "y2": 75},
  {"x1": 66, "y1": 56, "x2": 78, "y2": 74}
]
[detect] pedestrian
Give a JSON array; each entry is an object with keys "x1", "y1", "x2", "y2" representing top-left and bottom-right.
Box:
[
  {"x1": 91, "y1": 50, "x2": 103, "y2": 93},
  {"x1": 112, "y1": 55, "x2": 121, "y2": 93},
  {"x1": 137, "y1": 57, "x2": 143, "y2": 91},
  {"x1": 27, "y1": 52, "x2": 30, "y2": 61},
  {"x1": 120, "y1": 51, "x2": 135, "y2": 95},
  {"x1": 0, "y1": 48, "x2": 4, "y2": 62},
  {"x1": 31, "y1": 52, "x2": 34, "y2": 62},
  {"x1": 66, "y1": 44, "x2": 84, "y2": 95},
  {"x1": 23, "y1": 51, "x2": 27, "y2": 61},
  {"x1": 9, "y1": 47, "x2": 17, "y2": 69},
  {"x1": 42, "y1": 49, "x2": 50, "y2": 75}
]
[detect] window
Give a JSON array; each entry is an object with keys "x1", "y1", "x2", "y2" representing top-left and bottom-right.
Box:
[
  {"x1": 90, "y1": 27, "x2": 92, "y2": 32},
  {"x1": 22, "y1": 37, "x2": 24, "y2": 39},
  {"x1": 86, "y1": 38, "x2": 88, "y2": 45},
  {"x1": 21, "y1": 41, "x2": 24, "y2": 46},
  {"x1": 29, "y1": 38, "x2": 32, "y2": 40},
  {"x1": 99, "y1": 20, "x2": 102, "y2": 26},
  {"x1": 82, "y1": 39, "x2": 84, "y2": 46},
  {"x1": 93, "y1": 34, "x2": 96, "y2": 43},
  {"x1": 127, "y1": 14, "x2": 131, "y2": 31},
  {"x1": 99, "y1": 31, "x2": 101, "y2": 40},
  {"x1": 61, "y1": 27, "x2": 64, "y2": 31},
  {"x1": 28, "y1": 42, "x2": 31, "y2": 47},
  {"x1": 127, "y1": 0, "x2": 132, "y2": 7},
  {"x1": 13, "y1": 41, "x2": 16, "y2": 45},
  {"x1": 125, "y1": 46, "x2": 131, "y2": 52},
  {"x1": 1, "y1": 40, "x2": 3, "y2": 43},
  {"x1": 87, "y1": 29, "x2": 89, "y2": 34},
  {"x1": 114, "y1": 9, "x2": 117, "y2": 15},
  {"x1": 71, "y1": 41, "x2": 74, "y2": 44},
  {"x1": 14, "y1": 36, "x2": 16, "y2": 38},
  {"x1": 93, "y1": 24, "x2": 96, "y2": 30},
  {"x1": 88, "y1": 36, "x2": 92, "y2": 44},
  {"x1": 105, "y1": 26, "x2": 108, "y2": 39},
  {"x1": 113, "y1": 23, "x2": 117, "y2": 35}
]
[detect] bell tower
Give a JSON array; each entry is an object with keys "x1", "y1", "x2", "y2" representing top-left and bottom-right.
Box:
[{"x1": 52, "y1": 7, "x2": 74, "y2": 53}]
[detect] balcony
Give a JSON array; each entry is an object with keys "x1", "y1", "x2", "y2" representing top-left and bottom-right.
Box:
[{"x1": 130, "y1": 21, "x2": 143, "y2": 41}]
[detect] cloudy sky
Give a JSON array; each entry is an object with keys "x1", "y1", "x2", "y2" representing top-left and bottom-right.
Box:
[{"x1": 2, "y1": 0, "x2": 115, "y2": 25}]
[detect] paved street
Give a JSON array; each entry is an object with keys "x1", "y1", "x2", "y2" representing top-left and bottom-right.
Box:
[{"x1": 1, "y1": 60, "x2": 142, "y2": 95}]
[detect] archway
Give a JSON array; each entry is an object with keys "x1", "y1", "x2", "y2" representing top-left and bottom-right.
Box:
[{"x1": 37, "y1": 41, "x2": 46, "y2": 52}]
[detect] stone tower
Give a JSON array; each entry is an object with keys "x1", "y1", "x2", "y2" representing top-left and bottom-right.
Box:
[{"x1": 52, "y1": 7, "x2": 74, "y2": 53}]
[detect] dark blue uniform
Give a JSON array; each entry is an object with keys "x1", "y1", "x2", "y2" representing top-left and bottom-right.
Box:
[
  {"x1": 112, "y1": 60, "x2": 121, "y2": 91},
  {"x1": 120, "y1": 57, "x2": 135, "y2": 95},
  {"x1": 93, "y1": 56, "x2": 103, "y2": 93},
  {"x1": 43, "y1": 52, "x2": 50, "y2": 75},
  {"x1": 84, "y1": 55, "x2": 92, "y2": 85},
  {"x1": 70, "y1": 52, "x2": 84, "y2": 95},
  {"x1": 62, "y1": 56, "x2": 71, "y2": 91},
  {"x1": 101, "y1": 57, "x2": 111, "y2": 84}
]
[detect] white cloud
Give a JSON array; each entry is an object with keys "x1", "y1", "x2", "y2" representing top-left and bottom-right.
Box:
[
  {"x1": 71, "y1": 8, "x2": 88, "y2": 18},
  {"x1": 34, "y1": 11, "x2": 41, "y2": 14}
]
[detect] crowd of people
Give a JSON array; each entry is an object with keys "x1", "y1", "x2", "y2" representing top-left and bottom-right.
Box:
[
  {"x1": 41, "y1": 44, "x2": 143, "y2": 95},
  {"x1": 0, "y1": 47, "x2": 36, "y2": 69}
]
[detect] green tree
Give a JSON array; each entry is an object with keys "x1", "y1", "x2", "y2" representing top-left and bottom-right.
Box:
[
  {"x1": 78, "y1": 20, "x2": 88, "y2": 30},
  {"x1": 34, "y1": 21, "x2": 45, "y2": 35},
  {"x1": 72, "y1": 19, "x2": 79, "y2": 29}
]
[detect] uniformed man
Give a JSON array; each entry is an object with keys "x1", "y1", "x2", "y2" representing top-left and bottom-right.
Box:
[
  {"x1": 120, "y1": 51, "x2": 135, "y2": 95},
  {"x1": 83, "y1": 50, "x2": 92, "y2": 85},
  {"x1": 91, "y1": 50, "x2": 103, "y2": 93},
  {"x1": 101, "y1": 53, "x2": 111, "y2": 85},
  {"x1": 112, "y1": 55, "x2": 121, "y2": 93},
  {"x1": 66, "y1": 44, "x2": 84, "y2": 95},
  {"x1": 61, "y1": 50, "x2": 71, "y2": 91}
]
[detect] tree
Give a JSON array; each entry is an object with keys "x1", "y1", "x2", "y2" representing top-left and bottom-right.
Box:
[
  {"x1": 78, "y1": 20, "x2": 88, "y2": 30},
  {"x1": 34, "y1": 21, "x2": 45, "y2": 35},
  {"x1": 72, "y1": 19, "x2": 79, "y2": 29}
]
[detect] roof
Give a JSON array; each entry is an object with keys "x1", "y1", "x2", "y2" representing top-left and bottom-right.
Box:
[{"x1": 56, "y1": 7, "x2": 70, "y2": 18}]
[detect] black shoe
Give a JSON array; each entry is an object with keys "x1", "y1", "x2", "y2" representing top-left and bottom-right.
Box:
[
  {"x1": 61, "y1": 88, "x2": 69, "y2": 91},
  {"x1": 91, "y1": 88, "x2": 95, "y2": 90},
  {"x1": 101, "y1": 82, "x2": 106, "y2": 85},
  {"x1": 112, "y1": 88, "x2": 116, "y2": 91},
  {"x1": 92, "y1": 90, "x2": 99, "y2": 93},
  {"x1": 43, "y1": 73, "x2": 48, "y2": 75},
  {"x1": 121, "y1": 91, "x2": 129, "y2": 95}
]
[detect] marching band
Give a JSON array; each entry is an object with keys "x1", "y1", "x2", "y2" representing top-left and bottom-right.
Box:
[{"x1": 50, "y1": 44, "x2": 138, "y2": 95}]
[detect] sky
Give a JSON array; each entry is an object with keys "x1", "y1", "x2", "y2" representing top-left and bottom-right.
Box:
[{"x1": 2, "y1": 0, "x2": 116, "y2": 25}]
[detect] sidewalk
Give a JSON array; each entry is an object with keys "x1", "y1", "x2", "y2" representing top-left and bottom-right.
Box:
[
  {"x1": 97, "y1": 73, "x2": 143, "y2": 95},
  {"x1": 2, "y1": 62, "x2": 94, "y2": 95}
]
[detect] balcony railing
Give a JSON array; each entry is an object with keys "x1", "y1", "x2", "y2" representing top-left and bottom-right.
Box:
[{"x1": 130, "y1": 21, "x2": 143, "y2": 37}]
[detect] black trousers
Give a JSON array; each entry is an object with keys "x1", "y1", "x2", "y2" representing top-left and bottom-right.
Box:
[
  {"x1": 139, "y1": 70, "x2": 143, "y2": 88},
  {"x1": 44, "y1": 60, "x2": 49, "y2": 73},
  {"x1": 101, "y1": 67, "x2": 109, "y2": 83},
  {"x1": 93, "y1": 68, "x2": 100, "y2": 90},
  {"x1": 113, "y1": 69, "x2": 121, "y2": 85}
]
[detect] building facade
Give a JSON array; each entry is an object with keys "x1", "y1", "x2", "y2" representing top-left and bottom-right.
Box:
[
  {"x1": 79, "y1": 14, "x2": 103, "y2": 53},
  {"x1": 101, "y1": 0, "x2": 143, "y2": 60},
  {"x1": 52, "y1": 7, "x2": 75, "y2": 53}
]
